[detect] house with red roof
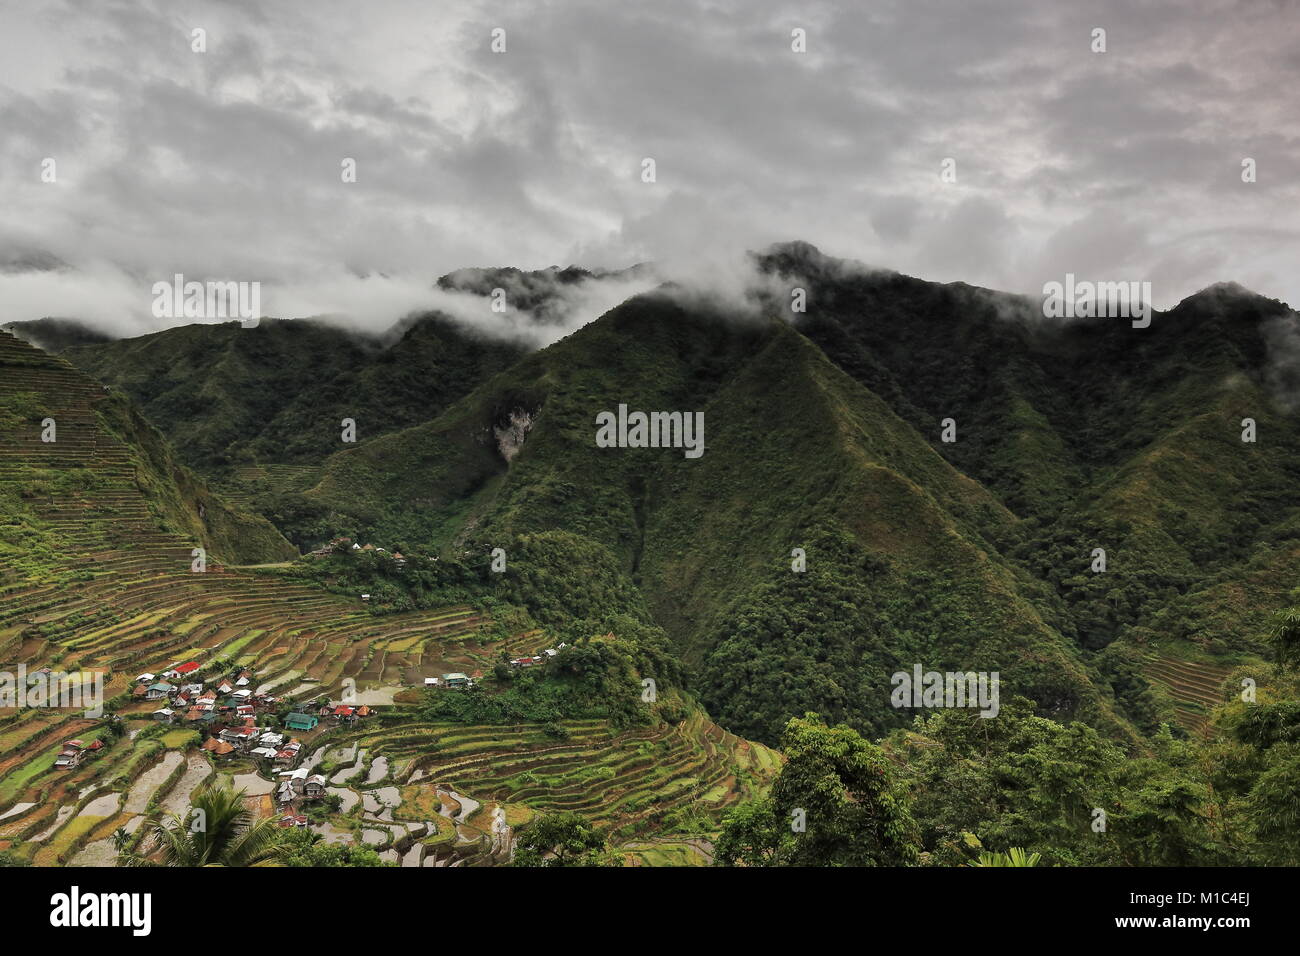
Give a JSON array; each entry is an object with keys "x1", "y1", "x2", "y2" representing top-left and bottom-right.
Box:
[{"x1": 54, "y1": 739, "x2": 103, "y2": 769}]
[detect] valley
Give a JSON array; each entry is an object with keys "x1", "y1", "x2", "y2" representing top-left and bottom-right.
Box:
[{"x1": 3, "y1": 247, "x2": 1299, "y2": 867}]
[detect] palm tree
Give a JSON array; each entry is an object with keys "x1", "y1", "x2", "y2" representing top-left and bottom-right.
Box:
[
  {"x1": 110, "y1": 826, "x2": 132, "y2": 855},
  {"x1": 1268, "y1": 605, "x2": 1300, "y2": 669},
  {"x1": 968, "y1": 847, "x2": 1042, "y2": 867},
  {"x1": 120, "y1": 784, "x2": 286, "y2": 867}
]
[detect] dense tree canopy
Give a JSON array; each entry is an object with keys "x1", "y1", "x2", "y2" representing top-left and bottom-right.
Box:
[{"x1": 717, "y1": 713, "x2": 920, "y2": 866}]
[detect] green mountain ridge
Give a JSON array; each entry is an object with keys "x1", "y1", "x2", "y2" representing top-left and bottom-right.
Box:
[{"x1": 43, "y1": 248, "x2": 1300, "y2": 748}]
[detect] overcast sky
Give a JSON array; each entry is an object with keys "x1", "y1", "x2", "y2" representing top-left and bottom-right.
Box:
[{"x1": 1, "y1": 0, "x2": 1297, "y2": 337}]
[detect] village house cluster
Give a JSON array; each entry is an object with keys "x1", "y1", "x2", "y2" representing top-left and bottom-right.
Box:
[
  {"x1": 271, "y1": 704, "x2": 375, "y2": 827},
  {"x1": 124, "y1": 660, "x2": 379, "y2": 826},
  {"x1": 129, "y1": 660, "x2": 370, "y2": 764},
  {"x1": 418, "y1": 642, "x2": 568, "y2": 690},
  {"x1": 274, "y1": 765, "x2": 329, "y2": 826},
  {"x1": 306, "y1": 538, "x2": 412, "y2": 603},
  {"x1": 508, "y1": 642, "x2": 568, "y2": 669},
  {"x1": 135, "y1": 661, "x2": 274, "y2": 728},
  {"x1": 309, "y1": 537, "x2": 407, "y2": 564}
]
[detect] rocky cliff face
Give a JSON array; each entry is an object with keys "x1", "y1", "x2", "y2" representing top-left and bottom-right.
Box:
[{"x1": 493, "y1": 408, "x2": 534, "y2": 463}]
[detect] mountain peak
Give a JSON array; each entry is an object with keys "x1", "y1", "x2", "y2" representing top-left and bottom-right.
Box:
[
  {"x1": 751, "y1": 240, "x2": 895, "y2": 286},
  {"x1": 2, "y1": 317, "x2": 114, "y2": 351},
  {"x1": 1176, "y1": 280, "x2": 1288, "y2": 313}
]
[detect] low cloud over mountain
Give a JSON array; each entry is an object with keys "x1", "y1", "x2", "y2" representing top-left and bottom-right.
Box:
[{"x1": 2, "y1": 0, "x2": 1297, "y2": 335}]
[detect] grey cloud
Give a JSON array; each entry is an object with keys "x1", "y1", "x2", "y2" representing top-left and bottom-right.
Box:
[
  {"x1": 870, "y1": 196, "x2": 921, "y2": 243},
  {"x1": 0, "y1": 0, "x2": 1296, "y2": 336}
]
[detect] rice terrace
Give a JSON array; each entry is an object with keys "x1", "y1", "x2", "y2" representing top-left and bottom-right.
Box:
[{"x1": 0, "y1": 332, "x2": 779, "y2": 867}]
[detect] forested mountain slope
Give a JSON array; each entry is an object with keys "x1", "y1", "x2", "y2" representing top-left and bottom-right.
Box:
[{"x1": 48, "y1": 246, "x2": 1300, "y2": 744}]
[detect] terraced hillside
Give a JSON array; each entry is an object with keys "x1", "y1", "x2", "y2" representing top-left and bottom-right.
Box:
[
  {"x1": 217, "y1": 463, "x2": 324, "y2": 512},
  {"x1": 0, "y1": 330, "x2": 780, "y2": 865},
  {"x1": 0, "y1": 333, "x2": 490, "y2": 857},
  {"x1": 0, "y1": 331, "x2": 502, "y2": 692},
  {"x1": 1143, "y1": 652, "x2": 1235, "y2": 735},
  {"x1": 287, "y1": 707, "x2": 780, "y2": 867}
]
